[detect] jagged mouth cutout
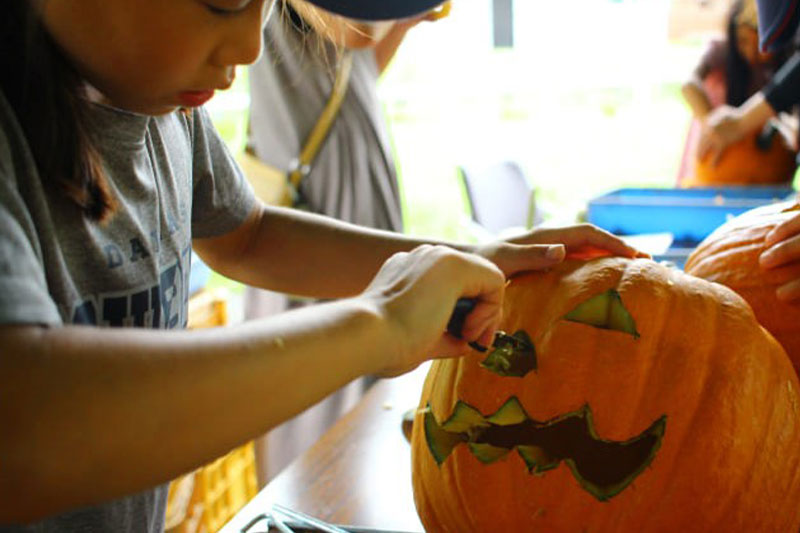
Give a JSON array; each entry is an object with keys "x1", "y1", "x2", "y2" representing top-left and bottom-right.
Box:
[{"x1": 424, "y1": 290, "x2": 666, "y2": 501}]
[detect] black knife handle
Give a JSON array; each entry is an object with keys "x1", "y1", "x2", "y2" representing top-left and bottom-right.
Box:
[
  {"x1": 447, "y1": 298, "x2": 489, "y2": 352},
  {"x1": 447, "y1": 297, "x2": 477, "y2": 339}
]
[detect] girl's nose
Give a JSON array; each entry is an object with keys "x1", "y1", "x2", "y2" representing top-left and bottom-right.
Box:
[{"x1": 211, "y1": 0, "x2": 270, "y2": 67}]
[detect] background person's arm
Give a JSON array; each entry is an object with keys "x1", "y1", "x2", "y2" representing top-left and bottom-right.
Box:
[{"x1": 698, "y1": 51, "x2": 800, "y2": 160}]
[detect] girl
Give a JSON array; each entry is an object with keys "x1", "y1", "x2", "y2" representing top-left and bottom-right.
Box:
[{"x1": 0, "y1": 0, "x2": 638, "y2": 531}]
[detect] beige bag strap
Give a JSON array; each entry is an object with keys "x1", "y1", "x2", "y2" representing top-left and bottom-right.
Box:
[{"x1": 288, "y1": 50, "x2": 354, "y2": 189}]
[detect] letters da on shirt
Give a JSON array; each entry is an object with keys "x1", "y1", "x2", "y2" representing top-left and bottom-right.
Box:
[{"x1": 63, "y1": 245, "x2": 193, "y2": 330}]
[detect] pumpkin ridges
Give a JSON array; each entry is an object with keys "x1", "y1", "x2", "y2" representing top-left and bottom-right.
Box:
[
  {"x1": 619, "y1": 267, "x2": 686, "y2": 529},
  {"x1": 721, "y1": 346, "x2": 800, "y2": 529},
  {"x1": 686, "y1": 201, "x2": 800, "y2": 374},
  {"x1": 672, "y1": 307, "x2": 749, "y2": 527},
  {"x1": 626, "y1": 270, "x2": 724, "y2": 529},
  {"x1": 684, "y1": 240, "x2": 763, "y2": 284},
  {"x1": 656, "y1": 282, "x2": 792, "y2": 531}
]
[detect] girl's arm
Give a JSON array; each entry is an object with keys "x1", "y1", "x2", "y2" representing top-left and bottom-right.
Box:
[
  {"x1": 1, "y1": 244, "x2": 504, "y2": 524},
  {"x1": 193, "y1": 205, "x2": 639, "y2": 300}
]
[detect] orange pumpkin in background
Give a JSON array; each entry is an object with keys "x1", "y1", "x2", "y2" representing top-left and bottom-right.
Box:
[
  {"x1": 683, "y1": 125, "x2": 797, "y2": 187},
  {"x1": 410, "y1": 257, "x2": 800, "y2": 533},
  {"x1": 685, "y1": 199, "x2": 800, "y2": 374}
]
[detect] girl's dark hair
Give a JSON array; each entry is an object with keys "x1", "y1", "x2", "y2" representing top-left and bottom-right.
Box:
[
  {"x1": 1, "y1": 1, "x2": 116, "y2": 221},
  {"x1": 725, "y1": 0, "x2": 753, "y2": 106},
  {"x1": 724, "y1": 0, "x2": 790, "y2": 107}
]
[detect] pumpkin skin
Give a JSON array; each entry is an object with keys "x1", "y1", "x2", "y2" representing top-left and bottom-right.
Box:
[
  {"x1": 410, "y1": 257, "x2": 800, "y2": 533},
  {"x1": 685, "y1": 199, "x2": 800, "y2": 374},
  {"x1": 683, "y1": 128, "x2": 797, "y2": 187}
]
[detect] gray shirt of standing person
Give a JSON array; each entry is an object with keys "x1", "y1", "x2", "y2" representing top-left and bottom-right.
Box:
[
  {"x1": 0, "y1": 89, "x2": 255, "y2": 532},
  {"x1": 248, "y1": 6, "x2": 404, "y2": 233}
]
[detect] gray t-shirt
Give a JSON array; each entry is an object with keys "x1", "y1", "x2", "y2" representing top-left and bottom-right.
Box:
[{"x1": 0, "y1": 91, "x2": 256, "y2": 531}]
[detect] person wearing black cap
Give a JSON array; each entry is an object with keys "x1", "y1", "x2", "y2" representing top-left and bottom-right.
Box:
[
  {"x1": 245, "y1": 0, "x2": 448, "y2": 480},
  {"x1": 677, "y1": 0, "x2": 792, "y2": 184},
  {"x1": 0, "y1": 0, "x2": 642, "y2": 530},
  {"x1": 704, "y1": 0, "x2": 800, "y2": 303},
  {"x1": 698, "y1": 0, "x2": 800, "y2": 163}
]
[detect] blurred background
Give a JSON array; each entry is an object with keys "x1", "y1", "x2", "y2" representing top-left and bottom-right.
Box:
[{"x1": 206, "y1": 0, "x2": 776, "y2": 283}]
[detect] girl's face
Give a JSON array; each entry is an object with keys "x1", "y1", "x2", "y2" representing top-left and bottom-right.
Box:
[
  {"x1": 40, "y1": 0, "x2": 273, "y2": 115},
  {"x1": 736, "y1": 24, "x2": 772, "y2": 66}
]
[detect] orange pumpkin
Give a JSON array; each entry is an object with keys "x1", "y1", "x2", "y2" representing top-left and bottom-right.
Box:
[
  {"x1": 685, "y1": 199, "x2": 800, "y2": 374},
  {"x1": 684, "y1": 128, "x2": 797, "y2": 187},
  {"x1": 411, "y1": 257, "x2": 800, "y2": 532}
]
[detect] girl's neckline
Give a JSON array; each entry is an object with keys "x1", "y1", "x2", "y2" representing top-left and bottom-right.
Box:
[{"x1": 83, "y1": 83, "x2": 152, "y2": 149}]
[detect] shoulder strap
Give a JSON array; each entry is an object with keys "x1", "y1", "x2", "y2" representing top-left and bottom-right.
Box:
[{"x1": 288, "y1": 50, "x2": 354, "y2": 188}]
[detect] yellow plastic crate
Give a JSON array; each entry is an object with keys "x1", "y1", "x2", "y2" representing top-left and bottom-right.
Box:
[
  {"x1": 166, "y1": 442, "x2": 258, "y2": 533},
  {"x1": 166, "y1": 289, "x2": 258, "y2": 533}
]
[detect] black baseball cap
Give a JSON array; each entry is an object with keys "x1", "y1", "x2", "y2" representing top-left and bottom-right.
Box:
[
  {"x1": 757, "y1": 0, "x2": 800, "y2": 52},
  {"x1": 301, "y1": 0, "x2": 447, "y2": 20}
]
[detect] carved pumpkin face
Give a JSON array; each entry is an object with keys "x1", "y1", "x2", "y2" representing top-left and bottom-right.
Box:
[
  {"x1": 686, "y1": 199, "x2": 800, "y2": 374},
  {"x1": 411, "y1": 257, "x2": 800, "y2": 532}
]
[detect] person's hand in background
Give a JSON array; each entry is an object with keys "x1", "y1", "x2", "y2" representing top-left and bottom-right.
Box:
[{"x1": 760, "y1": 211, "x2": 800, "y2": 302}]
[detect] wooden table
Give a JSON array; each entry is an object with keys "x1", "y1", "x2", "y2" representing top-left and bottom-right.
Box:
[{"x1": 220, "y1": 366, "x2": 429, "y2": 533}]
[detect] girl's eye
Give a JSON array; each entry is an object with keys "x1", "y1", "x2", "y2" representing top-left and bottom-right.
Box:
[{"x1": 203, "y1": 0, "x2": 252, "y2": 16}]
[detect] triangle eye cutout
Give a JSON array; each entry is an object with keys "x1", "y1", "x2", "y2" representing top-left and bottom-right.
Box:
[{"x1": 564, "y1": 289, "x2": 639, "y2": 338}]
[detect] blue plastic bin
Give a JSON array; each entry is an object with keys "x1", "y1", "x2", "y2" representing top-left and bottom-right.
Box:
[
  {"x1": 587, "y1": 186, "x2": 793, "y2": 242},
  {"x1": 586, "y1": 186, "x2": 795, "y2": 268}
]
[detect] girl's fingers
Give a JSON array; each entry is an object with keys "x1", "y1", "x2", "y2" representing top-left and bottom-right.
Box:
[
  {"x1": 531, "y1": 225, "x2": 641, "y2": 258},
  {"x1": 777, "y1": 278, "x2": 800, "y2": 303},
  {"x1": 458, "y1": 298, "x2": 502, "y2": 348},
  {"x1": 484, "y1": 243, "x2": 564, "y2": 276},
  {"x1": 765, "y1": 214, "x2": 800, "y2": 247},
  {"x1": 575, "y1": 226, "x2": 641, "y2": 257},
  {"x1": 761, "y1": 234, "x2": 800, "y2": 269}
]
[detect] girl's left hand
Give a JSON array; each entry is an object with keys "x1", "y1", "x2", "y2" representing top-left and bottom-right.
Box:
[
  {"x1": 760, "y1": 212, "x2": 800, "y2": 302},
  {"x1": 475, "y1": 223, "x2": 647, "y2": 277}
]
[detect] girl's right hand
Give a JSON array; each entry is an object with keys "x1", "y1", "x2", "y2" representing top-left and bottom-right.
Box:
[{"x1": 361, "y1": 244, "x2": 506, "y2": 377}]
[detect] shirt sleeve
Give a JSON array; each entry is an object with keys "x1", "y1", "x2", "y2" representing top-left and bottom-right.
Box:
[
  {"x1": 763, "y1": 51, "x2": 800, "y2": 112},
  {"x1": 189, "y1": 107, "x2": 258, "y2": 239},
  {"x1": 0, "y1": 113, "x2": 62, "y2": 326}
]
